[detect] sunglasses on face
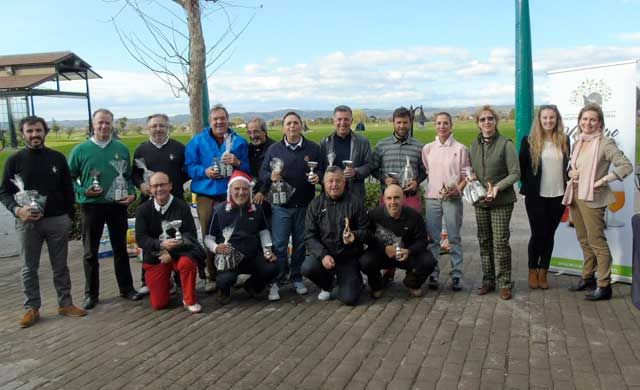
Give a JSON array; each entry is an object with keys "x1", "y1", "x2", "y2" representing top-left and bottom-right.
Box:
[{"x1": 478, "y1": 116, "x2": 495, "y2": 123}]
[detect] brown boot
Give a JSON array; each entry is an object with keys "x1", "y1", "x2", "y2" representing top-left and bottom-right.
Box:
[
  {"x1": 499, "y1": 287, "x2": 513, "y2": 300},
  {"x1": 538, "y1": 269, "x2": 549, "y2": 289},
  {"x1": 528, "y1": 269, "x2": 539, "y2": 289}
]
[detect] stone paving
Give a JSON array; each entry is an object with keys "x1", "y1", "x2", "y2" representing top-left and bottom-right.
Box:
[{"x1": 1, "y1": 200, "x2": 640, "y2": 389}]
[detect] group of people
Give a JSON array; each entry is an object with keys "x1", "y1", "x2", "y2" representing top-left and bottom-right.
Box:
[{"x1": 0, "y1": 101, "x2": 631, "y2": 329}]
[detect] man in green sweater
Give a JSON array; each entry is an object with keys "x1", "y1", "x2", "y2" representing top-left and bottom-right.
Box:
[{"x1": 68, "y1": 109, "x2": 141, "y2": 310}]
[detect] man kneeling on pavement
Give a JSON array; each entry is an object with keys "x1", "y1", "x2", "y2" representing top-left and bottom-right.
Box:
[
  {"x1": 302, "y1": 166, "x2": 368, "y2": 306},
  {"x1": 204, "y1": 171, "x2": 278, "y2": 305},
  {"x1": 135, "y1": 172, "x2": 205, "y2": 313},
  {"x1": 360, "y1": 184, "x2": 436, "y2": 298}
]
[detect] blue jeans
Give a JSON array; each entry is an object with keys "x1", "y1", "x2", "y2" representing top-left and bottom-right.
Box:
[
  {"x1": 271, "y1": 205, "x2": 306, "y2": 283},
  {"x1": 425, "y1": 197, "x2": 464, "y2": 279}
]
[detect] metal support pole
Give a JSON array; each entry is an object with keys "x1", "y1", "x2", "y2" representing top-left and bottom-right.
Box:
[
  {"x1": 515, "y1": 0, "x2": 534, "y2": 152},
  {"x1": 85, "y1": 71, "x2": 93, "y2": 136}
]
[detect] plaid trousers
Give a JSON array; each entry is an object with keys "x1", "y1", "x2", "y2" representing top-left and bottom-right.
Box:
[{"x1": 474, "y1": 203, "x2": 514, "y2": 288}]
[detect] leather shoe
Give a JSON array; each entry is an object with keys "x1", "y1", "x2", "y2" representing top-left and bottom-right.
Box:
[
  {"x1": 477, "y1": 285, "x2": 495, "y2": 295},
  {"x1": 499, "y1": 287, "x2": 513, "y2": 300},
  {"x1": 83, "y1": 297, "x2": 99, "y2": 310},
  {"x1": 450, "y1": 277, "x2": 463, "y2": 292},
  {"x1": 585, "y1": 286, "x2": 612, "y2": 301},
  {"x1": 120, "y1": 290, "x2": 143, "y2": 301},
  {"x1": 568, "y1": 277, "x2": 596, "y2": 292}
]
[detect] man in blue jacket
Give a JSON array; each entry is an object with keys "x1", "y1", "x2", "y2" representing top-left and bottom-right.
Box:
[{"x1": 185, "y1": 104, "x2": 249, "y2": 292}]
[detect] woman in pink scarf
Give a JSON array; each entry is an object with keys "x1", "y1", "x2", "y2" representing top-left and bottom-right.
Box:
[{"x1": 563, "y1": 103, "x2": 632, "y2": 301}]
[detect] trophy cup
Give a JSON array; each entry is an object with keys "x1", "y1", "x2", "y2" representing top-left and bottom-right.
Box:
[
  {"x1": 216, "y1": 226, "x2": 236, "y2": 271},
  {"x1": 342, "y1": 160, "x2": 354, "y2": 180},
  {"x1": 343, "y1": 217, "x2": 352, "y2": 244},
  {"x1": 89, "y1": 169, "x2": 103, "y2": 193},
  {"x1": 160, "y1": 220, "x2": 171, "y2": 241},
  {"x1": 10, "y1": 174, "x2": 46, "y2": 218},
  {"x1": 399, "y1": 156, "x2": 416, "y2": 189},
  {"x1": 211, "y1": 157, "x2": 221, "y2": 176},
  {"x1": 270, "y1": 158, "x2": 287, "y2": 205},
  {"x1": 327, "y1": 151, "x2": 336, "y2": 167},
  {"x1": 259, "y1": 229, "x2": 273, "y2": 258},
  {"x1": 169, "y1": 220, "x2": 183, "y2": 243},
  {"x1": 134, "y1": 158, "x2": 154, "y2": 186},
  {"x1": 307, "y1": 161, "x2": 318, "y2": 183},
  {"x1": 394, "y1": 238, "x2": 403, "y2": 260}
]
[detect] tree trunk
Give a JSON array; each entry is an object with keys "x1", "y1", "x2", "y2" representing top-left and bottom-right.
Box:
[{"x1": 184, "y1": 0, "x2": 206, "y2": 135}]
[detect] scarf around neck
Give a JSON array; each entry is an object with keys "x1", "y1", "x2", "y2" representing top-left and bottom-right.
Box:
[{"x1": 562, "y1": 131, "x2": 602, "y2": 205}]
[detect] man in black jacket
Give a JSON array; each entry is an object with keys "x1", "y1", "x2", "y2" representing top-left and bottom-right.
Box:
[
  {"x1": 131, "y1": 113, "x2": 190, "y2": 295},
  {"x1": 301, "y1": 167, "x2": 368, "y2": 306},
  {"x1": 0, "y1": 116, "x2": 86, "y2": 328},
  {"x1": 135, "y1": 172, "x2": 203, "y2": 313},
  {"x1": 360, "y1": 184, "x2": 436, "y2": 298},
  {"x1": 246, "y1": 117, "x2": 275, "y2": 205}
]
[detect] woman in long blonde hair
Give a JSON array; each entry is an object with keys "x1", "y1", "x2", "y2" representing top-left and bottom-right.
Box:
[{"x1": 519, "y1": 105, "x2": 569, "y2": 289}]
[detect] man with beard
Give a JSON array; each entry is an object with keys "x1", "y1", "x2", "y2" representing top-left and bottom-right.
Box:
[
  {"x1": 301, "y1": 167, "x2": 368, "y2": 306},
  {"x1": 0, "y1": 116, "x2": 86, "y2": 327},
  {"x1": 204, "y1": 171, "x2": 278, "y2": 304},
  {"x1": 132, "y1": 114, "x2": 190, "y2": 295},
  {"x1": 185, "y1": 104, "x2": 250, "y2": 292},
  {"x1": 360, "y1": 184, "x2": 436, "y2": 298},
  {"x1": 246, "y1": 117, "x2": 275, "y2": 205},
  {"x1": 319, "y1": 105, "x2": 371, "y2": 201},
  {"x1": 68, "y1": 108, "x2": 141, "y2": 310}
]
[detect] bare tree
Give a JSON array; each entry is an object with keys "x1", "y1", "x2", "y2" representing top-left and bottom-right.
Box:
[{"x1": 109, "y1": 0, "x2": 260, "y2": 134}]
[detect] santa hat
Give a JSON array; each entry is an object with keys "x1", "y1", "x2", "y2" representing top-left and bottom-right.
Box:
[{"x1": 226, "y1": 170, "x2": 256, "y2": 211}]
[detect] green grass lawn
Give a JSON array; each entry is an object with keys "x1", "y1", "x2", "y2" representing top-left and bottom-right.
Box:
[{"x1": 0, "y1": 120, "x2": 517, "y2": 173}]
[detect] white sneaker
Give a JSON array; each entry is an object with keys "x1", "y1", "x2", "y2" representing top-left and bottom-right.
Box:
[
  {"x1": 293, "y1": 281, "x2": 307, "y2": 295},
  {"x1": 183, "y1": 301, "x2": 202, "y2": 314},
  {"x1": 204, "y1": 279, "x2": 216, "y2": 293},
  {"x1": 317, "y1": 290, "x2": 331, "y2": 301},
  {"x1": 138, "y1": 285, "x2": 150, "y2": 295},
  {"x1": 268, "y1": 283, "x2": 281, "y2": 301}
]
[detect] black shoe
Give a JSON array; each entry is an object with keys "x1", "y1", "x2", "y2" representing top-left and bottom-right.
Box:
[
  {"x1": 427, "y1": 275, "x2": 439, "y2": 290},
  {"x1": 120, "y1": 290, "x2": 143, "y2": 301},
  {"x1": 451, "y1": 277, "x2": 463, "y2": 292},
  {"x1": 218, "y1": 288, "x2": 232, "y2": 305},
  {"x1": 83, "y1": 296, "x2": 99, "y2": 310},
  {"x1": 243, "y1": 283, "x2": 258, "y2": 299},
  {"x1": 382, "y1": 273, "x2": 394, "y2": 288},
  {"x1": 568, "y1": 277, "x2": 596, "y2": 292},
  {"x1": 585, "y1": 286, "x2": 612, "y2": 301}
]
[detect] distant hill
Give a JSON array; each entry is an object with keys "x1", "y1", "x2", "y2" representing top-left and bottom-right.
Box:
[{"x1": 54, "y1": 105, "x2": 515, "y2": 128}]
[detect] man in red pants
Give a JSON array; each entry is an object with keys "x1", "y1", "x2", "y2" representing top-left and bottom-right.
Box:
[{"x1": 135, "y1": 172, "x2": 205, "y2": 313}]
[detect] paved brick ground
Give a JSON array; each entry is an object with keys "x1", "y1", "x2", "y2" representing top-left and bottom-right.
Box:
[{"x1": 1, "y1": 200, "x2": 640, "y2": 390}]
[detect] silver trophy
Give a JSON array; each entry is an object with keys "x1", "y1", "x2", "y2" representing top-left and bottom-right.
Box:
[
  {"x1": 220, "y1": 133, "x2": 234, "y2": 177},
  {"x1": 270, "y1": 158, "x2": 288, "y2": 205},
  {"x1": 169, "y1": 220, "x2": 183, "y2": 242},
  {"x1": 395, "y1": 239, "x2": 403, "y2": 261},
  {"x1": 89, "y1": 169, "x2": 103, "y2": 193},
  {"x1": 215, "y1": 226, "x2": 244, "y2": 271},
  {"x1": 211, "y1": 156, "x2": 221, "y2": 176},
  {"x1": 109, "y1": 160, "x2": 128, "y2": 201},
  {"x1": 134, "y1": 158, "x2": 155, "y2": 186},
  {"x1": 11, "y1": 174, "x2": 46, "y2": 218},
  {"x1": 327, "y1": 151, "x2": 336, "y2": 167},
  {"x1": 160, "y1": 220, "x2": 171, "y2": 241},
  {"x1": 462, "y1": 167, "x2": 487, "y2": 204},
  {"x1": 307, "y1": 161, "x2": 318, "y2": 183},
  {"x1": 260, "y1": 229, "x2": 273, "y2": 258},
  {"x1": 342, "y1": 160, "x2": 354, "y2": 180}
]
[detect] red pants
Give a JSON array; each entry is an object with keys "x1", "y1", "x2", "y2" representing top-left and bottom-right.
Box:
[{"x1": 143, "y1": 256, "x2": 198, "y2": 310}]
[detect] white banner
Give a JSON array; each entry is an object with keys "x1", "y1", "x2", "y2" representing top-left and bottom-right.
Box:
[{"x1": 547, "y1": 60, "x2": 637, "y2": 282}]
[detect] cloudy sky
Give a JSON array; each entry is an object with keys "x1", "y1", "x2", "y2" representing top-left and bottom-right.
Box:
[{"x1": 3, "y1": 0, "x2": 640, "y2": 120}]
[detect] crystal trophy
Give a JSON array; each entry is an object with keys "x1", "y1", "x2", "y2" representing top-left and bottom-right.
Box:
[
  {"x1": 211, "y1": 157, "x2": 221, "y2": 176},
  {"x1": 307, "y1": 161, "x2": 318, "y2": 183},
  {"x1": 270, "y1": 158, "x2": 287, "y2": 205},
  {"x1": 160, "y1": 220, "x2": 171, "y2": 241},
  {"x1": 343, "y1": 217, "x2": 352, "y2": 242},
  {"x1": 89, "y1": 169, "x2": 103, "y2": 193},
  {"x1": 394, "y1": 238, "x2": 403, "y2": 260},
  {"x1": 399, "y1": 156, "x2": 416, "y2": 189},
  {"x1": 327, "y1": 151, "x2": 336, "y2": 167}
]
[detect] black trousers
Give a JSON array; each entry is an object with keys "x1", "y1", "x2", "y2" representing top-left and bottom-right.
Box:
[
  {"x1": 524, "y1": 195, "x2": 565, "y2": 269},
  {"x1": 360, "y1": 247, "x2": 436, "y2": 291},
  {"x1": 80, "y1": 203, "x2": 135, "y2": 299},
  {"x1": 301, "y1": 255, "x2": 362, "y2": 306},
  {"x1": 216, "y1": 255, "x2": 278, "y2": 295}
]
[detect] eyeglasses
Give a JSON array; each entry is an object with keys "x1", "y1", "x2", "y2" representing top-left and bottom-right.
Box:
[
  {"x1": 478, "y1": 116, "x2": 495, "y2": 123},
  {"x1": 150, "y1": 182, "x2": 170, "y2": 189},
  {"x1": 539, "y1": 104, "x2": 557, "y2": 110}
]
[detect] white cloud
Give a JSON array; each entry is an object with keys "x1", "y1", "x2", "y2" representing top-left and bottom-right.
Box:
[
  {"x1": 617, "y1": 32, "x2": 640, "y2": 41},
  {"x1": 30, "y1": 43, "x2": 640, "y2": 120}
]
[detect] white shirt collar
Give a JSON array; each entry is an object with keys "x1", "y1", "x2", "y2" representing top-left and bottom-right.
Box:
[
  {"x1": 284, "y1": 136, "x2": 303, "y2": 150},
  {"x1": 149, "y1": 137, "x2": 170, "y2": 149},
  {"x1": 154, "y1": 195, "x2": 174, "y2": 215},
  {"x1": 91, "y1": 136, "x2": 112, "y2": 148}
]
